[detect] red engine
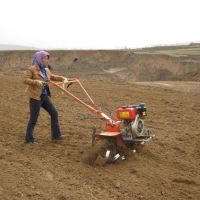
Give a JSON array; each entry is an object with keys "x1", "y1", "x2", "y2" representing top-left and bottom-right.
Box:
[
  {"x1": 93, "y1": 103, "x2": 152, "y2": 146},
  {"x1": 115, "y1": 103, "x2": 148, "y2": 140}
]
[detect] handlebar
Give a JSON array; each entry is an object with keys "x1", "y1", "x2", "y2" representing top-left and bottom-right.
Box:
[{"x1": 45, "y1": 79, "x2": 115, "y2": 124}]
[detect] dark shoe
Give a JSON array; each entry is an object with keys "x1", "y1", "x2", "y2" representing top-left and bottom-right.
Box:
[
  {"x1": 26, "y1": 141, "x2": 38, "y2": 145},
  {"x1": 52, "y1": 135, "x2": 65, "y2": 141}
]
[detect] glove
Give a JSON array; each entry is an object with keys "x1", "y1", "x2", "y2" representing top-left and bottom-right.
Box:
[
  {"x1": 63, "y1": 78, "x2": 70, "y2": 83},
  {"x1": 62, "y1": 78, "x2": 70, "y2": 94},
  {"x1": 37, "y1": 80, "x2": 45, "y2": 87}
]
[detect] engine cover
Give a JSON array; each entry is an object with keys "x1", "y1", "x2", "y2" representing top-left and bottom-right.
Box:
[
  {"x1": 116, "y1": 103, "x2": 147, "y2": 120},
  {"x1": 130, "y1": 115, "x2": 144, "y2": 138},
  {"x1": 120, "y1": 115, "x2": 145, "y2": 140}
]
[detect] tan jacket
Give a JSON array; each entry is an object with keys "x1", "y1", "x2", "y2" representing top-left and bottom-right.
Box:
[{"x1": 23, "y1": 64, "x2": 65, "y2": 100}]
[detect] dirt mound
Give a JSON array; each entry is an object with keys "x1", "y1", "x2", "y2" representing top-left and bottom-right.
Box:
[
  {"x1": 83, "y1": 141, "x2": 134, "y2": 167},
  {"x1": 0, "y1": 72, "x2": 200, "y2": 199}
]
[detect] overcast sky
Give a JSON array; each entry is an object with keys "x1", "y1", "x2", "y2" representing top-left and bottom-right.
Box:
[{"x1": 0, "y1": 0, "x2": 199, "y2": 49}]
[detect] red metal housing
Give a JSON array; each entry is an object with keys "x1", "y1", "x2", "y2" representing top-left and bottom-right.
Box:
[{"x1": 116, "y1": 107, "x2": 137, "y2": 120}]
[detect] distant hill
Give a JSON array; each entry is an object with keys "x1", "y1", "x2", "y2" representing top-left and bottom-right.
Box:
[
  {"x1": 1, "y1": 46, "x2": 200, "y2": 82},
  {"x1": 0, "y1": 44, "x2": 39, "y2": 50}
]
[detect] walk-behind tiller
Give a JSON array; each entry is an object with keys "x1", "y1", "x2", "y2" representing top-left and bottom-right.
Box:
[{"x1": 47, "y1": 78, "x2": 154, "y2": 147}]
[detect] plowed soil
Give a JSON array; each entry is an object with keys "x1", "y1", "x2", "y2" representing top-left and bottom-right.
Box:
[{"x1": 0, "y1": 70, "x2": 200, "y2": 199}]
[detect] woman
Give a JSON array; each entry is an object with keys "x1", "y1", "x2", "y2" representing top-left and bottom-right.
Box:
[{"x1": 23, "y1": 51, "x2": 68, "y2": 144}]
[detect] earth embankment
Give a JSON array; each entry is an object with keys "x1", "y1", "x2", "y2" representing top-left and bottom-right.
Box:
[{"x1": 1, "y1": 49, "x2": 200, "y2": 82}]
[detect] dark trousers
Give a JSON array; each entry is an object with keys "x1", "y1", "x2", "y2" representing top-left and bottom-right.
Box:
[{"x1": 25, "y1": 95, "x2": 61, "y2": 142}]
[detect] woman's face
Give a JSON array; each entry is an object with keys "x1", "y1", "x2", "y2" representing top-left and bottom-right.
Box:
[{"x1": 42, "y1": 56, "x2": 49, "y2": 65}]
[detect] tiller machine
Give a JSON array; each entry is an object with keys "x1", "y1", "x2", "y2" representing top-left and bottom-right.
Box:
[{"x1": 47, "y1": 79, "x2": 154, "y2": 147}]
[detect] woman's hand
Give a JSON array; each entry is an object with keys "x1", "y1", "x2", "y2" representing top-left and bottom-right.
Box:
[
  {"x1": 37, "y1": 80, "x2": 45, "y2": 87},
  {"x1": 63, "y1": 78, "x2": 70, "y2": 83}
]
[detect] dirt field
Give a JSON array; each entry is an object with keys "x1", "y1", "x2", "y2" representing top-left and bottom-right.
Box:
[
  {"x1": 0, "y1": 48, "x2": 200, "y2": 199},
  {"x1": 0, "y1": 45, "x2": 200, "y2": 200}
]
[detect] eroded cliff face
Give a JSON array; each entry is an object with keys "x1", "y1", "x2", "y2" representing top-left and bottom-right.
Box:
[{"x1": 0, "y1": 50, "x2": 199, "y2": 82}]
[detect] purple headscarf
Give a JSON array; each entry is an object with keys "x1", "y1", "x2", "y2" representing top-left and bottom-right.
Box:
[{"x1": 32, "y1": 51, "x2": 50, "y2": 68}]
